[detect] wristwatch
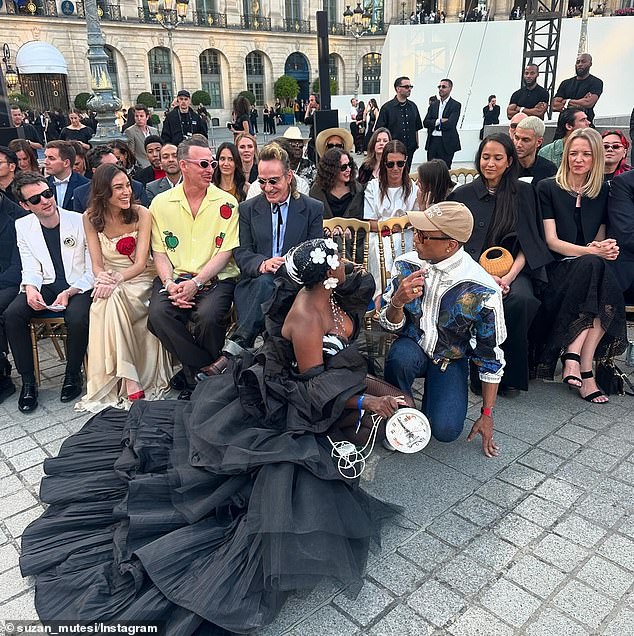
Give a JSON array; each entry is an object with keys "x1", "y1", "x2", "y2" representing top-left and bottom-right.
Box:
[
  {"x1": 481, "y1": 406, "x2": 493, "y2": 417},
  {"x1": 193, "y1": 278, "x2": 204, "y2": 291}
]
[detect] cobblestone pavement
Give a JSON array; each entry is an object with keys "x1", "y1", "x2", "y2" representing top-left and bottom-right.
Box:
[{"x1": 1, "y1": 336, "x2": 634, "y2": 635}]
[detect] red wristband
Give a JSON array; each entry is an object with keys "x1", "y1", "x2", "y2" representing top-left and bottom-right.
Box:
[{"x1": 481, "y1": 407, "x2": 493, "y2": 417}]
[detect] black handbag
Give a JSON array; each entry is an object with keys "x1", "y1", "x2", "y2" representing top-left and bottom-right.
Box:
[{"x1": 596, "y1": 359, "x2": 634, "y2": 396}]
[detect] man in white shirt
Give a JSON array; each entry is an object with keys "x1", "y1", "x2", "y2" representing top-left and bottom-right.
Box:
[
  {"x1": 423, "y1": 79, "x2": 462, "y2": 168},
  {"x1": 44, "y1": 141, "x2": 89, "y2": 211}
]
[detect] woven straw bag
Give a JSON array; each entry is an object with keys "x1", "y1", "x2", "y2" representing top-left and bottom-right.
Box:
[{"x1": 479, "y1": 246, "x2": 514, "y2": 277}]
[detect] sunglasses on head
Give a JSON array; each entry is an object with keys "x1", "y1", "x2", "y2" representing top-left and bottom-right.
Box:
[
  {"x1": 326, "y1": 142, "x2": 344, "y2": 149},
  {"x1": 339, "y1": 162, "x2": 352, "y2": 171},
  {"x1": 386, "y1": 160, "x2": 406, "y2": 168},
  {"x1": 603, "y1": 143, "x2": 624, "y2": 151},
  {"x1": 182, "y1": 158, "x2": 217, "y2": 169},
  {"x1": 257, "y1": 175, "x2": 286, "y2": 186},
  {"x1": 24, "y1": 188, "x2": 55, "y2": 205}
]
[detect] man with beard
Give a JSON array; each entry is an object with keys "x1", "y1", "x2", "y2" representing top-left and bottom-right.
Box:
[
  {"x1": 513, "y1": 117, "x2": 557, "y2": 185},
  {"x1": 146, "y1": 144, "x2": 182, "y2": 204},
  {"x1": 552, "y1": 53, "x2": 603, "y2": 124},
  {"x1": 506, "y1": 64, "x2": 550, "y2": 120}
]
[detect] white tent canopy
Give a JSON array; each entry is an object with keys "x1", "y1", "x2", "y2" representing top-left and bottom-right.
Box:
[{"x1": 16, "y1": 41, "x2": 68, "y2": 75}]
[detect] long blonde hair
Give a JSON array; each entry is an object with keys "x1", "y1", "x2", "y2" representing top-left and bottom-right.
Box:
[{"x1": 555, "y1": 128, "x2": 605, "y2": 199}]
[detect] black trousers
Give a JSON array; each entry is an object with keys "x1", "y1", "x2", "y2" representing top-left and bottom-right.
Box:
[
  {"x1": 147, "y1": 277, "x2": 235, "y2": 371},
  {"x1": 427, "y1": 136, "x2": 455, "y2": 169},
  {"x1": 5, "y1": 285, "x2": 92, "y2": 378},
  {"x1": 231, "y1": 274, "x2": 276, "y2": 348},
  {"x1": 0, "y1": 286, "x2": 19, "y2": 354}
]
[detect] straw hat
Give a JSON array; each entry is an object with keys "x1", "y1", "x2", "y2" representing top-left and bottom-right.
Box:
[
  {"x1": 282, "y1": 126, "x2": 309, "y2": 143},
  {"x1": 315, "y1": 127, "x2": 354, "y2": 157}
]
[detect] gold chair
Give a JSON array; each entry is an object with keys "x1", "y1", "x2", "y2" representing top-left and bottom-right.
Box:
[
  {"x1": 29, "y1": 316, "x2": 68, "y2": 385},
  {"x1": 322, "y1": 217, "x2": 370, "y2": 269},
  {"x1": 449, "y1": 168, "x2": 478, "y2": 186},
  {"x1": 376, "y1": 216, "x2": 413, "y2": 294}
]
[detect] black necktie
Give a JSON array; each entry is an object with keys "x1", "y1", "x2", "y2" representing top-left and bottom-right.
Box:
[{"x1": 273, "y1": 204, "x2": 283, "y2": 254}]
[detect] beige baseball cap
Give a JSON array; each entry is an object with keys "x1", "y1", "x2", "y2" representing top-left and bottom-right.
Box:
[{"x1": 407, "y1": 201, "x2": 474, "y2": 243}]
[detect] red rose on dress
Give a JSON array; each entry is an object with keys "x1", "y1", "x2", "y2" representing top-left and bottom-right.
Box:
[
  {"x1": 220, "y1": 203, "x2": 234, "y2": 219},
  {"x1": 116, "y1": 236, "x2": 136, "y2": 262}
]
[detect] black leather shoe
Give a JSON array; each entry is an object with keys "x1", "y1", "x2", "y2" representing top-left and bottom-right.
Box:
[
  {"x1": 0, "y1": 376, "x2": 16, "y2": 404},
  {"x1": 196, "y1": 355, "x2": 229, "y2": 382},
  {"x1": 18, "y1": 382, "x2": 38, "y2": 412},
  {"x1": 60, "y1": 373, "x2": 83, "y2": 403},
  {"x1": 169, "y1": 370, "x2": 188, "y2": 391},
  {"x1": 177, "y1": 389, "x2": 192, "y2": 401}
]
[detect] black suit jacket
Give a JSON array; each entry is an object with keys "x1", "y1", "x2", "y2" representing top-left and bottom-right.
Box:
[
  {"x1": 608, "y1": 170, "x2": 634, "y2": 260},
  {"x1": 0, "y1": 195, "x2": 24, "y2": 289},
  {"x1": 47, "y1": 172, "x2": 90, "y2": 211},
  {"x1": 73, "y1": 178, "x2": 148, "y2": 213},
  {"x1": 235, "y1": 194, "x2": 324, "y2": 279},
  {"x1": 423, "y1": 97, "x2": 462, "y2": 153},
  {"x1": 134, "y1": 165, "x2": 158, "y2": 186}
]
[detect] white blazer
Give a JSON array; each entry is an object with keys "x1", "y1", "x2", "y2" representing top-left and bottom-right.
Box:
[{"x1": 16, "y1": 208, "x2": 94, "y2": 293}]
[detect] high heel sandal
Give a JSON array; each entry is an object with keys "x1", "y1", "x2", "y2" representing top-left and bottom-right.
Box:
[
  {"x1": 128, "y1": 390, "x2": 145, "y2": 401},
  {"x1": 561, "y1": 352, "x2": 582, "y2": 387},
  {"x1": 579, "y1": 370, "x2": 608, "y2": 404}
]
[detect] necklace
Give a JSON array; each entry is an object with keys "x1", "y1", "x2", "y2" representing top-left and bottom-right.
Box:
[{"x1": 329, "y1": 295, "x2": 346, "y2": 335}]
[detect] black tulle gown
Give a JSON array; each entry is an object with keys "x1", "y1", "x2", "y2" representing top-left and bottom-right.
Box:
[{"x1": 19, "y1": 272, "x2": 396, "y2": 635}]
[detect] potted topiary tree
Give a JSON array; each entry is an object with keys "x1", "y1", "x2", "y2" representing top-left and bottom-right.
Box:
[
  {"x1": 74, "y1": 92, "x2": 92, "y2": 110},
  {"x1": 274, "y1": 75, "x2": 300, "y2": 125},
  {"x1": 191, "y1": 90, "x2": 211, "y2": 106},
  {"x1": 238, "y1": 90, "x2": 256, "y2": 106},
  {"x1": 8, "y1": 92, "x2": 30, "y2": 111},
  {"x1": 136, "y1": 92, "x2": 158, "y2": 109},
  {"x1": 311, "y1": 77, "x2": 338, "y2": 97}
]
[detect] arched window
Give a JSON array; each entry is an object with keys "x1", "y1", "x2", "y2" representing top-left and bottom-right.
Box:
[
  {"x1": 284, "y1": 53, "x2": 309, "y2": 102},
  {"x1": 148, "y1": 47, "x2": 172, "y2": 109},
  {"x1": 199, "y1": 50, "x2": 222, "y2": 109},
  {"x1": 362, "y1": 53, "x2": 381, "y2": 94},
  {"x1": 245, "y1": 51, "x2": 264, "y2": 105},
  {"x1": 104, "y1": 46, "x2": 120, "y2": 99}
]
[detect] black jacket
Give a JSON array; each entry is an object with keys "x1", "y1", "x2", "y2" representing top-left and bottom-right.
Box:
[
  {"x1": 161, "y1": 107, "x2": 208, "y2": 146},
  {"x1": 423, "y1": 97, "x2": 461, "y2": 153},
  {"x1": 47, "y1": 171, "x2": 90, "y2": 211},
  {"x1": 608, "y1": 169, "x2": 634, "y2": 260},
  {"x1": 449, "y1": 177, "x2": 552, "y2": 271},
  {"x1": 0, "y1": 194, "x2": 24, "y2": 289},
  {"x1": 308, "y1": 182, "x2": 365, "y2": 220}
]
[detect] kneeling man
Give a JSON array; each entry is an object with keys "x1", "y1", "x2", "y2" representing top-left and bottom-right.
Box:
[{"x1": 379, "y1": 201, "x2": 506, "y2": 457}]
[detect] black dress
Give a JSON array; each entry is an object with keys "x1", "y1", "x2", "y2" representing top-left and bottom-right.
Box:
[
  {"x1": 59, "y1": 126, "x2": 93, "y2": 145},
  {"x1": 449, "y1": 177, "x2": 553, "y2": 390},
  {"x1": 20, "y1": 272, "x2": 395, "y2": 635},
  {"x1": 535, "y1": 178, "x2": 627, "y2": 377}
]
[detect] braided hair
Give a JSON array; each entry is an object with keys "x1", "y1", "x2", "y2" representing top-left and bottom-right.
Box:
[{"x1": 285, "y1": 238, "x2": 340, "y2": 289}]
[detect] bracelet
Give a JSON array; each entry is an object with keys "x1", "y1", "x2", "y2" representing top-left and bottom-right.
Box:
[
  {"x1": 390, "y1": 298, "x2": 404, "y2": 310},
  {"x1": 355, "y1": 394, "x2": 365, "y2": 434},
  {"x1": 564, "y1": 99, "x2": 571, "y2": 109},
  {"x1": 163, "y1": 278, "x2": 174, "y2": 288},
  {"x1": 481, "y1": 406, "x2": 493, "y2": 417}
]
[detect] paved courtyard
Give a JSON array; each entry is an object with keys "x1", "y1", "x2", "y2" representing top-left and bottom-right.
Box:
[{"x1": 1, "y1": 335, "x2": 634, "y2": 635}]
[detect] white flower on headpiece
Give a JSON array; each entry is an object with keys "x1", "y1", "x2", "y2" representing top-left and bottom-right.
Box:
[
  {"x1": 324, "y1": 238, "x2": 338, "y2": 251},
  {"x1": 310, "y1": 248, "x2": 327, "y2": 264},
  {"x1": 326, "y1": 253, "x2": 340, "y2": 270},
  {"x1": 323, "y1": 277, "x2": 338, "y2": 290}
]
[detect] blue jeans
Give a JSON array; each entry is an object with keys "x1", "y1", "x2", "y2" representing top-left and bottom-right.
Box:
[{"x1": 385, "y1": 336, "x2": 469, "y2": 443}]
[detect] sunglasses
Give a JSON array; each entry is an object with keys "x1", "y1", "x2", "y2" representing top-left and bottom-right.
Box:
[
  {"x1": 182, "y1": 158, "x2": 217, "y2": 169},
  {"x1": 438, "y1": 85, "x2": 450, "y2": 89},
  {"x1": 603, "y1": 143, "x2": 624, "y2": 151},
  {"x1": 386, "y1": 160, "x2": 406, "y2": 168},
  {"x1": 257, "y1": 175, "x2": 286, "y2": 186},
  {"x1": 416, "y1": 231, "x2": 452, "y2": 242},
  {"x1": 399, "y1": 84, "x2": 414, "y2": 89},
  {"x1": 326, "y1": 143, "x2": 344, "y2": 149},
  {"x1": 339, "y1": 162, "x2": 352, "y2": 171},
  {"x1": 24, "y1": 188, "x2": 55, "y2": 205}
]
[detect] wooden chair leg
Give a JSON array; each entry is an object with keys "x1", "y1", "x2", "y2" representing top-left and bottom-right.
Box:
[{"x1": 29, "y1": 323, "x2": 41, "y2": 386}]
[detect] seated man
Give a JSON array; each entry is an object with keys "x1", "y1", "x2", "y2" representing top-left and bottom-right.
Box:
[
  {"x1": 379, "y1": 201, "x2": 506, "y2": 457},
  {"x1": 147, "y1": 137, "x2": 239, "y2": 399},
  {"x1": 0, "y1": 146, "x2": 19, "y2": 204},
  {"x1": 513, "y1": 117, "x2": 557, "y2": 185},
  {"x1": 74, "y1": 145, "x2": 148, "y2": 212},
  {"x1": 538, "y1": 107, "x2": 589, "y2": 168},
  {"x1": 6, "y1": 172, "x2": 93, "y2": 413},
  {"x1": 134, "y1": 135, "x2": 165, "y2": 186},
  {"x1": 203, "y1": 143, "x2": 324, "y2": 376},
  {"x1": 44, "y1": 141, "x2": 89, "y2": 211},
  {"x1": 608, "y1": 169, "x2": 634, "y2": 302},
  {"x1": 146, "y1": 143, "x2": 181, "y2": 204}
]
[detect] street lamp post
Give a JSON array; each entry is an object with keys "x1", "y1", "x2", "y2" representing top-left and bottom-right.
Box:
[
  {"x1": 342, "y1": 2, "x2": 375, "y2": 97},
  {"x1": 84, "y1": 0, "x2": 123, "y2": 142},
  {"x1": 147, "y1": 0, "x2": 189, "y2": 103},
  {"x1": 2, "y1": 44, "x2": 19, "y2": 92}
]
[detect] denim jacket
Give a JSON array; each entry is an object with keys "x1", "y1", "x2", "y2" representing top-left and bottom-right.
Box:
[{"x1": 379, "y1": 248, "x2": 507, "y2": 384}]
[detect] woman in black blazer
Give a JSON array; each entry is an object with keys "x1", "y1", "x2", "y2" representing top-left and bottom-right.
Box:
[
  {"x1": 450, "y1": 134, "x2": 552, "y2": 395},
  {"x1": 536, "y1": 128, "x2": 626, "y2": 402}
]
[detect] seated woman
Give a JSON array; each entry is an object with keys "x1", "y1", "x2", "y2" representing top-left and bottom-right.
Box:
[
  {"x1": 109, "y1": 139, "x2": 136, "y2": 176},
  {"x1": 536, "y1": 127, "x2": 627, "y2": 402},
  {"x1": 235, "y1": 131, "x2": 258, "y2": 184},
  {"x1": 76, "y1": 163, "x2": 174, "y2": 411},
  {"x1": 309, "y1": 147, "x2": 364, "y2": 219},
  {"x1": 358, "y1": 127, "x2": 391, "y2": 185},
  {"x1": 21, "y1": 238, "x2": 408, "y2": 633},
  {"x1": 8, "y1": 139, "x2": 39, "y2": 173},
  {"x1": 68, "y1": 140, "x2": 89, "y2": 177},
  {"x1": 601, "y1": 129, "x2": 631, "y2": 181},
  {"x1": 212, "y1": 141, "x2": 247, "y2": 203},
  {"x1": 364, "y1": 140, "x2": 419, "y2": 312},
  {"x1": 450, "y1": 134, "x2": 552, "y2": 396},
  {"x1": 416, "y1": 158, "x2": 454, "y2": 210}
]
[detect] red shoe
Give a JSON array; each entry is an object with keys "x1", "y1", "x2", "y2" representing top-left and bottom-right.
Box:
[{"x1": 128, "y1": 390, "x2": 145, "y2": 401}]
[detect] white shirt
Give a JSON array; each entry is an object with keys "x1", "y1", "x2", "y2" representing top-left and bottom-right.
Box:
[
  {"x1": 53, "y1": 172, "x2": 72, "y2": 205},
  {"x1": 432, "y1": 98, "x2": 449, "y2": 137}
]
